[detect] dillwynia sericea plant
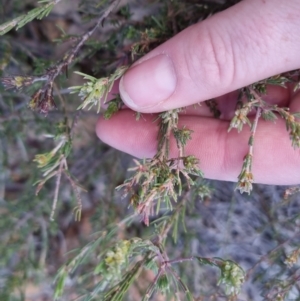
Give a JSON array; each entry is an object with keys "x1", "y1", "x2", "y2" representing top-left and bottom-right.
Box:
[{"x1": 1, "y1": 0, "x2": 300, "y2": 300}]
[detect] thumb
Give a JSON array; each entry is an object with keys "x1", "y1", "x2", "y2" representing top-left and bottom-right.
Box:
[{"x1": 119, "y1": 0, "x2": 300, "y2": 113}]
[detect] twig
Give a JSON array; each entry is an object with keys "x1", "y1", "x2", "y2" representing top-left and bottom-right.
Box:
[
  {"x1": 37, "y1": 217, "x2": 48, "y2": 268},
  {"x1": 41, "y1": 0, "x2": 121, "y2": 84},
  {"x1": 167, "y1": 256, "x2": 195, "y2": 265},
  {"x1": 70, "y1": 110, "x2": 82, "y2": 136},
  {"x1": 157, "y1": 190, "x2": 190, "y2": 244},
  {"x1": 236, "y1": 94, "x2": 262, "y2": 193},
  {"x1": 249, "y1": 106, "x2": 261, "y2": 157},
  {"x1": 48, "y1": 0, "x2": 121, "y2": 80},
  {"x1": 63, "y1": 170, "x2": 83, "y2": 221},
  {"x1": 144, "y1": 268, "x2": 164, "y2": 299},
  {"x1": 50, "y1": 155, "x2": 66, "y2": 221},
  {"x1": 1, "y1": 0, "x2": 122, "y2": 115},
  {"x1": 245, "y1": 233, "x2": 300, "y2": 280},
  {"x1": 167, "y1": 265, "x2": 190, "y2": 294},
  {"x1": 248, "y1": 87, "x2": 264, "y2": 105}
]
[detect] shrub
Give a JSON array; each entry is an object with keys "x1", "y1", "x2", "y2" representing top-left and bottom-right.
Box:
[{"x1": 0, "y1": 1, "x2": 300, "y2": 300}]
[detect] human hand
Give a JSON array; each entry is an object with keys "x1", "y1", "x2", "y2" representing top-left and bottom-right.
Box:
[{"x1": 96, "y1": 0, "x2": 300, "y2": 185}]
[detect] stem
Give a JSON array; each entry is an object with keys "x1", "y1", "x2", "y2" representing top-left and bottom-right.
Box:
[
  {"x1": 249, "y1": 87, "x2": 265, "y2": 106},
  {"x1": 167, "y1": 256, "x2": 195, "y2": 265},
  {"x1": 157, "y1": 118, "x2": 172, "y2": 160},
  {"x1": 248, "y1": 106, "x2": 262, "y2": 157},
  {"x1": 236, "y1": 96, "x2": 262, "y2": 193},
  {"x1": 144, "y1": 268, "x2": 163, "y2": 300},
  {"x1": 156, "y1": 110, "x2": 180, "y2": 160},
  {"x1": 167, "y1": 266, "x2": 190, "y2": 294},
  {"x1": 157, "y1": 190, "x2": 190, "y2": 244},
  {"x1": 61, "y1": 0, "x2": 121, "y2": 71},
  {"x1": 50, "y1": 155, "x2": 65, "y2": 221},
  {"x1": 64, "y1": 170, "x2": 83, "y2": 221},
  {"x1": 33, "y1": 0, "x2": 121, "y2": 87},
  {"x1": 246, "y1": 233, "x2": 300, "y2": 280}
]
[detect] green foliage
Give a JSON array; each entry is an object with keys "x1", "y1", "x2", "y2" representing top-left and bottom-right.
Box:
[
  {"x1": 0, "y1": 0, "x2": 60, "y2": 36},
  {"x1": 69, "y1": 66, "x2": 128, "y2": 113}
]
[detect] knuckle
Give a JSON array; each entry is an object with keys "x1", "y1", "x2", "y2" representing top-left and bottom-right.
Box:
[{"x1": 184, "y1": 23, "x2": 235, "y2": 89}]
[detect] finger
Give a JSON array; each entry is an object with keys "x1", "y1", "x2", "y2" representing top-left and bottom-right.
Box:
[
  {"x1": 172, "y1": 85, "x2": 290, "y2": 120},
  {"x1": 96, "y1": 108, "x2": 300, "y2": 185},
  {"x1": 97, "y1": 110, "x2": 158, "y2": 159},
  {"x1": 119, "y1": 0, "x2": 300, "y2": 113}
]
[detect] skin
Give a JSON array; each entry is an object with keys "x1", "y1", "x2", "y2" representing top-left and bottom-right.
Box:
[{"x1": 96, "y1": 0, "x2": 300, "y2": 185}]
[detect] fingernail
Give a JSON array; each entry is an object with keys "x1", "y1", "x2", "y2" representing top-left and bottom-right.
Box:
[{"x1": 119, "y1": 54, "x2": 177, "y2": 109}]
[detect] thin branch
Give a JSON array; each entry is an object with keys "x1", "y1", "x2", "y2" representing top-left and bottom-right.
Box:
[
  {"x1": 50, "y1": 155, "x2": 65, "y2": 221},
  {"x1": 167, "y1": 265, "x2": 190, "y2": 294},
  {"x1": 144, "y1": 268, "x2": 163, "y2": 300},
  {"x1": 249, "y1": 106, "x2": 262, "y2": 157},
  {"x1": 45, "y1": 0, "x2": 121, "y2": 82},
  {"x1": 63, "y1": 170, "x2": 84, "y2": 221},
  {"x1": 246, "y1": 233, "x2": 300, "y2": 280},
  {"x1": 157, "y1": 190, "x2": 190, "y2": 244},
  {"x1": 1, "y1": 0, "x2": 122, "y2": 115},
  {"x1": 235, "y1": 92, "x2": 262, "y2": 194},
  {"x1": 167, "y1": 256, "x2": 195, "y2": 265}
]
